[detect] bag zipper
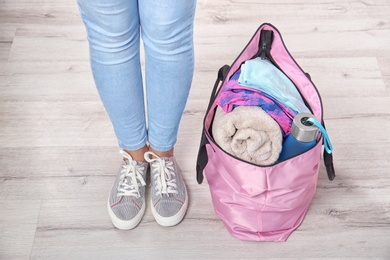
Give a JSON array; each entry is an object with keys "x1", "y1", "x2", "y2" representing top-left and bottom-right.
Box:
[{"x1": 254, "y1": 30, "x2": 313, "y2": 113}]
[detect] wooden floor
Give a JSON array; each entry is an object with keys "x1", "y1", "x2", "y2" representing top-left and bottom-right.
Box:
[{"x1": 1, "y1": 0, "x2": 390, "y2": 259}]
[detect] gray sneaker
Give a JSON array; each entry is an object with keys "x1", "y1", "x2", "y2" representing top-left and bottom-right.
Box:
[
  {"x1": 144, "y1": 151, "x2": 188, "y2": 227},
  {"x1": 107, "y1": 150, "x2": 148, "y2": 230}
]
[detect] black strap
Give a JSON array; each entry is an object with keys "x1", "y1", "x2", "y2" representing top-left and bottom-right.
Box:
[
  {"x1": 207, "y1": 65, "x2": 230, "y2": 111},
  {"x1": 196, "y1": 65, "x2": 230, "y2": 184},
  {"x1": 322, "y1": 121, "x2": 336, "y2": 181},
  {"x1": 196, "y1": 133, "x2": 209, "y2": 184},
  {"x1": 324, "y1": 151, "x2": 335, "y2": 181}
]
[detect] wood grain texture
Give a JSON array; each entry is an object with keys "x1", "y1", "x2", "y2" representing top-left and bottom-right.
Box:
[
  {"x1": 0, "y1": 200, "x2": 42, "y2": 259},
  {"x1": 1, "y1": 0, "x2": 390, "y2": 259}
]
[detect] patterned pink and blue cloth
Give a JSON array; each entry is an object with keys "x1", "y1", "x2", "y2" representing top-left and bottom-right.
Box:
[{"x1": 215, "y1": 69, "x2": 296, "y2": 137}]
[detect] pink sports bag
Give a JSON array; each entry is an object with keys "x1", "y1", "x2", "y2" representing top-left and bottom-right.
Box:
[{"x1": 196, "y1": 23, "x2": 335, "y2": 242}]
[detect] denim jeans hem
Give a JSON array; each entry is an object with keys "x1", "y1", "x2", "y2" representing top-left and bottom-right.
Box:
[
  {"x1": 119, "y1": 137, "x2": 148, "y2": 151},
  {"x1": 148, "y1": 140, "x2": 176, "y2": 153}
]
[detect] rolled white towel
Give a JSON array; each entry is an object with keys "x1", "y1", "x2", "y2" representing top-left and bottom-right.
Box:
[{"x1": 212, "y1": 106, "x2": 282, "y2": 166}]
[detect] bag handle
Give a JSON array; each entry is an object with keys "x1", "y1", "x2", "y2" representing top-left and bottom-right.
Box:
[
  {"x1": 196, "y1": 65, "x2": 230, "y2": 184},
  {"x1": 321, "y1": 121, "x2": 336, "y2": 181},
  {"x1": 207, "y1": 65, "x2": 230, "y2": 111}
]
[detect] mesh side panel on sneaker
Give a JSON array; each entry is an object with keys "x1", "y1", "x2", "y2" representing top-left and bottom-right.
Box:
[
  {"x1": 150, "y1": 157, "x2": 187, "y2": 218},
  {"x1": 108, "y1": 156, "x2": 148, "y2": 224}
]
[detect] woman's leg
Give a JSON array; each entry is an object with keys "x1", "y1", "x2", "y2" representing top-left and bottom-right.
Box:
[
  {"x1": 77, "y1": 0, "x2": 149, "y2": 230},
  {"x1": 139, "y1": 0, "x2": 197, "y2": 153},
  {"x1": 77, "y1": 0, "x2": 147, "y2": 153},
  {"x1": 139, "y1": 0, "x2": 197, "y2": 227}
]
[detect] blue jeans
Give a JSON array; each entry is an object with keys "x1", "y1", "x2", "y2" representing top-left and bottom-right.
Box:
[{"x1": 77, "y1": 0, "x2": 196, "y2": 152}]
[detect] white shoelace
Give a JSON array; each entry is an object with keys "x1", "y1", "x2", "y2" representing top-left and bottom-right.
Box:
[
  {"x1": 117, "y1": 150, "x2": 146, "y2": 198},
  {"x1": 144, "y1": 151, "x2": 178, "y2": 197}
]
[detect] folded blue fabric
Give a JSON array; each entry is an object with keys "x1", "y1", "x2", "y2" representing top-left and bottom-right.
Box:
[{"x1": 238, "y1": 58, "x2": 310, "y2": 114}]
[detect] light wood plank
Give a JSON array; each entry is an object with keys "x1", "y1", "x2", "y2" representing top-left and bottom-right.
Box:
[
  {"x1": 0, "y1": 0, "x2": 82, "y2": 25},
  {"x1": 29, "y1": 190, "x2": 390, "y2": 259},
  {"x1": 0, "y1": 162, "x2": 209, "y2": 201},
  {"x1": 378, "y1": 56, "x2": 390, "y2": 92},
  {"x1": 0, "y1": 101, "x2": 205, "y2": 148},
  {"x1": 0, "y1": 200, "x2": 41, "y2": 260},
  {"x1": 0, "y1": 43, "x2": 11, "y2": 62},
  {"x1": 296, "y1": 57, "x2": 388, "y2": 97},
  {"x1": 29, "y1": 225, "x2": 390, "y2": 259},
  {"x1": 8, "y1": 34, "x2": 89, "y2": 62},
  {"x1": 0, "y1": 24, "x2": 16, "y2": 62}
]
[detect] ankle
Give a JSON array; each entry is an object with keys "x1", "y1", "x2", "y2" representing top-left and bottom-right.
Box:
[
  {"x1": 149, "y1": 147, "x2": 174, "y2": 158},
  {"x1": 123, "y1": 145, "x2": 149, "y2": 162}
]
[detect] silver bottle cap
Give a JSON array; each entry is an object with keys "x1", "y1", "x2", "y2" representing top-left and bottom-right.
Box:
[{"x1": 291, "y1": 113, "x2": 319, "y2": 142}]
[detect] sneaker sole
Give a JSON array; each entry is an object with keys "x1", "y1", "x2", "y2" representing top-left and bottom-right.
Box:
[
  {"x1": 107, "y1": 198, "x2": 145, "y2": 230},
  {"x1": 151, "y1": 189, "x2": 188, "y2": 227}
]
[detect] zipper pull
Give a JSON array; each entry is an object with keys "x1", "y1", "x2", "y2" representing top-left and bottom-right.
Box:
[
  {"x1": 259, "y1": 30, "x2": 274, "y2": 60},
  {"x1": 260, "y1": 41, "x2": 267, "y2": 60}
]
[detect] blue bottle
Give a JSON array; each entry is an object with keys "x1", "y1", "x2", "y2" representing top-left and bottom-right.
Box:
[{"x1": 278, "y1": 113, "x2": 319, "y2": 161}]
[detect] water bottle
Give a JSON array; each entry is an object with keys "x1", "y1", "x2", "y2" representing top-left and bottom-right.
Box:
[{"x1": 278, "y1": 113, "x2": 319, "y2": 161}]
